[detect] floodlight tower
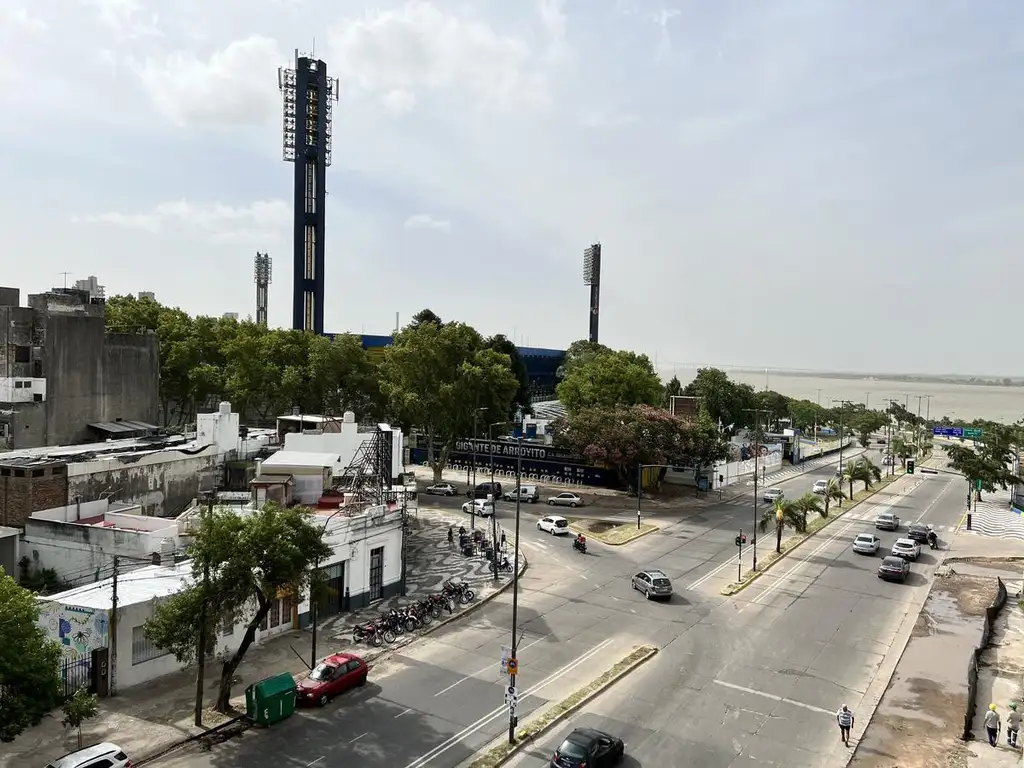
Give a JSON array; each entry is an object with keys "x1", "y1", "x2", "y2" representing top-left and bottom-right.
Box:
[
  {"x1": 582, "y1": 243, "x2": 602, "y2": 344},
  {"x1": 278, "y1": 51, "x2": 339, "y2": 334},
  {"x1": 254, "y1": 252, "x2": 272, "y2": 326}
]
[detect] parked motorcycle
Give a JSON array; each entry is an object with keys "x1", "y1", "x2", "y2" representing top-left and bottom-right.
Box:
[
  {"x1": 352, "y1": 622, "x2": 393, "y2": 646},
  {"x1": 443, "y1": 580, "x2": 475, "y2": 604}
]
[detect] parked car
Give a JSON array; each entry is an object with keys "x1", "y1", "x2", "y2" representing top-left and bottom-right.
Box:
[
  {"x1": 631, "y1": 569, "x2": 673, "y2": 600},
  {"x1": 906, "y1": 522, "x2": 931, "y2": 543},
  {"x1": 46, "y1": 743, "x2": 131, "y2": 768},
  {"x1": 537, "y1": 515, "x2": 570, "y2": 535},
  {"x1": 296, "y1": 652, "x2": 370, "y2": 706},
  {"x1": 550, "y1": 727, "x2": 625, "y2": 767},
  {"x1": 547, "y1": 492, "x2": 584, "y2": 508},
  {"x1": 763, "y1": 487, "x2": 784, "y2": 504},
  {"x1": 462, "y1": 499, "x2": 495, "y2": 517},
  {"x1": 812, "y1": 479, "x2": 829, "y2": 495},
  {"x1": 891, "y1": 538, "x2": 921, "y2": 561},
  {"x1": 875, "y1": 511, "x2": 900, "y2": 531},
  {"x1": 468, "y1": 481, "x2": 503, "y2": 500},
  {"x1": 426, "y1": 483, "x2": 458, "y2": 497},
  {"x1": 504, "y1": 485, "x2": 540, "y2": 503},
  {"x1": 852, "y1": 533, "x2": 881, "y2": 555},
  {"x1": 878, "y1": 555, "x2": 910, "y2": 583}
]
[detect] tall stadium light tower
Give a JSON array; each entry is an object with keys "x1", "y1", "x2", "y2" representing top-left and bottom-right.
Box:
[
  {"x1": 582, "y1": 242, "x2": 602, "y2": 344},
  {"x1": 278, "y1": 51, "x2": 339, "y2": 334},
  {"x1": 254, "y1": 252, "x2": 272, "y2": 326}
]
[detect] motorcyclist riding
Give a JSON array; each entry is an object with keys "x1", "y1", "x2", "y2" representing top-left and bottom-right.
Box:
[{"x1": 926, "y1": 524, "x2": 938, "y2": 549}]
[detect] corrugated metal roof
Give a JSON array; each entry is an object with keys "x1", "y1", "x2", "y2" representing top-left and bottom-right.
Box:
[
  {"x1": 39, "y1": 561, "x2": 193, "y2": 610},
  {"x1": 261, "y1": 451, "x2": 339, "y2": 469},
  {"x1": 88, "y1": 420, "x2": 159, "y2": 435},
  {"x1": 251, "y1": 473, "x2": 294, "y2": 484}
]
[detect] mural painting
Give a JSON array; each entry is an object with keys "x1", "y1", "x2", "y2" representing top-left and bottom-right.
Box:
[{"x1": 37, "y1": 602, "x2": 110, "y2": 661}]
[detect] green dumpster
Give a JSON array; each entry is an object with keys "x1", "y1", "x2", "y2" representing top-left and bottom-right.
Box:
[{"x1": 244, "y1": 673, "x2": 297, "y2": 726}]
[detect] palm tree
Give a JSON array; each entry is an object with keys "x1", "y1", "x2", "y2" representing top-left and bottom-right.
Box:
[
  {"x1": 856, "y1": 457, "x2": 882, "y2": 491},
  {"x1": 821, "y1": 478, "x2": 846, "y2": 516},
  {"x1": 795, "y1": 492, "x2": 824, "y2": 529},
  {"x1": 759, "y1": 497, "x2": 807, "y2": 553},
  {"x1": 842, "y1": 462, "x2": 859, "y2": 500}
]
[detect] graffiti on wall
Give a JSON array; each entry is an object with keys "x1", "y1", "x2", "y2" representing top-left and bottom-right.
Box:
[{"x1": 37, "y1": 602, "x2": 110, "y2": 661}]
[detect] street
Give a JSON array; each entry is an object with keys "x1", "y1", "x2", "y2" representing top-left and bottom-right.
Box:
[{"x1": 151, "y1": 450, "x2": 954, "y2": 768}]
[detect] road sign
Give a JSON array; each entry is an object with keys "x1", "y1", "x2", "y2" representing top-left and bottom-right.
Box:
[
  {"x1": 976, "y1": 479, "x2": 983, "y2": 490},
  {"x1": 507, "y1": 657, "x2": 518, "y2": 676},
  {"x1": 964, "y1": 428, "x2": 984, "y2": 439},
  {"x1": 505, "y1": 685, "x2": 518, "y2": 707},
  {"x1": 500, "y1": 646, "x2": 511, "y2": 674},
  {"x1": 933, "y1": 427, "x2": 963, "y2": 437}
]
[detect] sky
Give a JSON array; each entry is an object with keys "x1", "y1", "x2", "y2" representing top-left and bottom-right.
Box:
[{"x1": 2, "y1": 0, "x2": 1023, "y2": 376}]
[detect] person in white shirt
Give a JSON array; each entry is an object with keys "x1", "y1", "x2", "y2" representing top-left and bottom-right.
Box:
[
  {"x1": 1006, "y1": 702, "x2": 1020, "y2": 748},
  {"x1": 985, "y1": 703, "x2": 1001, "y2": 746},
  {"x1": 836, "y1": 705, "x2": 855, "y2": 746}
]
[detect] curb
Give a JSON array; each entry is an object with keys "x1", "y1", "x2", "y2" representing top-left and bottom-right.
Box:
[
  {"x1": 566, "y1": 520, "x2": 659, "y2": 546},
  {"x1": 466, "y1": 645, "x2": 659, "y2": 768},
  {"x1": 722, "y1": 470, "x2": 910, "y2": 596},
  {"x1": 135, "y1": 553, "x2": 530, "y2": 765}
]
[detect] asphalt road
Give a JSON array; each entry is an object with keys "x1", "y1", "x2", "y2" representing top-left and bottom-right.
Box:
[
  {"x1": 503, "y1": 465, "x2": 964, "y2": 767},
  {"x1": 153, "y1": 448, "x2": 931, "y2": 768}
]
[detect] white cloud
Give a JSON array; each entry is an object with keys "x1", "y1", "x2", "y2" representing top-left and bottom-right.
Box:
[
  {"x1": 72, "y1": 199, "x2": 291, "y2": 242},
  {"x1": 539, "y1": 0, "x2": 567, "y2": 43},
  {"x1": 328, "y1": 1, "x2": 550, "y2": 111},
  {"x1": 132, "y1": 36, "x2": 282, "y2": 127},
  {"x1": 82, "y1": 0, "x2": 162, "y2": 40},
  {"x1": 403, "y1": 214, "x2": 452, "y2": 233},
  {"x1": 1, "y1": 6, "x2": 47, "y2": 32},
  {"x1": 381, "y1": 88, "x2": 417, "y2": 115}
]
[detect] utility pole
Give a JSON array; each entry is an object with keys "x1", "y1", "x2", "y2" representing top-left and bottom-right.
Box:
[
  {"x1": 743, "y1": 408, "x2": 771, "y2": 572},
  {"x1": 490, "y1": 426, "x2": 499, "y2": 582},
  {"x1": 110, "y1": 556, "x2": 120, "y2": 696},
  {"x1": 195, "y1": 493, "x2": 214, "y2": 725},
  {"x1": 508, "y1": 438, "x2": 524, "y2": 745}
]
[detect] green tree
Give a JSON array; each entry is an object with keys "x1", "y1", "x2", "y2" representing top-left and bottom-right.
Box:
[
  {"x1": 144, "y1": 504, "x2": 332, "y2": 712},
  {"x1": 0, "y1": 568, "x2": 63, "y2": 742},
  {"x1": 663, "y1": 375, "x2": 683, "y2": 406},
  {"x1": 855, "y1": 457, "x2": 882, "y2": 491},
  {"x1": 61, "y1": 686, "x2": 99, "y2": 749},
  {"x1": 378, "y1": 321, "x2": 519, "y2": 482},
  {"x1": 682, "y1": 368, "x2": 754, "y2": 435},
  {"x1": 305, "y1": 333, "x2": 382, "y2": 420},
  {"x1": 759, "y1": 497, "x2": 807, "y2": 553},
  {"x1": 852, "y1": 411, "x2": 889, "y2": 448},
  {"x1": 755, "y1": 390, "x2": 791, "y2": 426},
  {"x1": 890, "y1": 436, "x2": 916, "y2": 466},
  {"x1": 820, "y1": 478, "x2": 846, "y2": 515},
  {"x1": 486, "y1": 334, "x2": 533, "y2": 418},
  {"x1": 794, "y1": 492, "x2": 824, "y2": 529},
  {"x1": 409, "y1": 308, "x2": 443, "y2": 329},
  {"x1": 556, "y1": 350, "x2": 663, "y2": 416},
  {"x1": 946, "y1": 425, "x2": 1022, "y2": 500}
]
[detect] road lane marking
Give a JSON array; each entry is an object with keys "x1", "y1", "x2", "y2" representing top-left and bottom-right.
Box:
[
  {"x1": 395, "y1": 708, "x2": 413, "y2": 718},
  {"x1": 349, "y1": 733, "x2": 368, "y2": 743},
  {"x1": 914, "y1": 477, "x2": 954, "y2": 523},
  {"x1": 433, "y1": 636, "x2": 545, "y2": 697},
  {"x1": 713, "y1": 680, "x2": 833, "y2": 716},
  {"x1": 404, "y1": 638, "x2": 616, "y2": 768},
  {"x1": 307, "y1": 759, "x2": 325, "y2": 767},
  {"x1": 687, "y1": 556, "x2": 737, "y2": 589}
]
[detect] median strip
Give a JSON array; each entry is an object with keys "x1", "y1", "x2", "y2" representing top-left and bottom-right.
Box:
[
  {"x1": 466, "y1": 645, "x2": 659, "y2": 768},
  {"x1": 567, "y1": 518, "x2": 659, "y2": 545}
]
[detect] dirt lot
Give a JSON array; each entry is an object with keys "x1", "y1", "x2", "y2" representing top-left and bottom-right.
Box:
[{"x1": 852, "y1": 574, "x2": 998, "y2": 768}]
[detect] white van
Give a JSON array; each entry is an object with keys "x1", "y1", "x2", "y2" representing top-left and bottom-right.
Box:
[{"x1": 503, "y1": 485, "x2": 540, "y2": 503}]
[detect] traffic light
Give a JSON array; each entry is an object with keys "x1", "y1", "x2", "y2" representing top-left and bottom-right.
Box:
[
  {"x1": 735, "y1": 534, "x2": 747, "y2": 546},
  {"x1": 906, "y1": 459, "x2": 915, "y2": 475}
]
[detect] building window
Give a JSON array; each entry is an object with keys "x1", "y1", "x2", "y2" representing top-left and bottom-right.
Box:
[
  {"x1": 31, "y1": 469, "x2": 45, "y2": 478},
  {"x1": 14, "y1": 345, "x2": 30, "y2": 363},
  {"x1": 132, "y1": 625, "x2": 170, "y2": 665},
  {"x1": 33, "y1": 394, "x2": 42, "y2": 402},
  {"x1": 13, "y1": 381, "x2": 23, "y2": 389},
  {"x1": 21, "y1": 381, "x2": 31, "y2": 389},
  {"x1": 51, "y1": 465, "x2": 65, "y2": 475},
  {"x1": 13, "y1": 470, "x2": 24, "y2": 478}
]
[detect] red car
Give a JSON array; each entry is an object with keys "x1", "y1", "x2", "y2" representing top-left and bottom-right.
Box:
[{"x1": 295, "y1": 652, "x2": 370, "y2": 706}]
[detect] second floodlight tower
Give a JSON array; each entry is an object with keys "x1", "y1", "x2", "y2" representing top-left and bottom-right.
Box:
[
  {"x1": 278, "y1": 51, "x2": 339, "y2": 334},
  {"x1": 583, "y1": 243, "x2": 602, "y2": 344}
]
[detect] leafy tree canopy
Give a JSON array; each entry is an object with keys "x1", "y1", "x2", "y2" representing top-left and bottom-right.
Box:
[
  {"x1": 945, "y1": 425, "x2": 1022, "y2": 496},
  {"x1": 556, "y1": 349, "x2": 664, "y2": 416},
  {"x1": 0, "y1": 567, "x2": 63, "y2": 742},
  {"x1": 486, "y1": 334, "x2": 533, "y2": 419},
  {"x1": 553, "y1": 404, "x2": 728, "y2": 487},
  {"x1": 144, "y1": 503, "x2": 332, "y2": 712},
  {"x1": 682, "y1": 368, "x2": 757, "y2": 434},
  {"x1": 556, "y1": 340, "x2": 612, "y2": 380},
  {"x1": 378, "y1": 321, "x2": 519, "y2": 481},
  {"x1": 408, "y1": 308, "x2": 444, "y2": 329}
]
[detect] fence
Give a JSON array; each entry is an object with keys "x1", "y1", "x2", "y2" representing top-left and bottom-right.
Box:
[
  {"x1": 59, "y1": 655, "x2": 94, "y2": 699},
  {"x1": 963, "y1": 576, "x2": 1008, "y2": 740}
]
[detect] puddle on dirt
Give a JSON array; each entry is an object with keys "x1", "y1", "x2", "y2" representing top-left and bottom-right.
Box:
[{"x1": 582, "y1": 521, "x2": 619, "y2": 534}]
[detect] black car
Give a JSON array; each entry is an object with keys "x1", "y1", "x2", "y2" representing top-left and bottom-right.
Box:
[
  {"x1": 906, "y1": 523, "x2": 930, "y2": 543},
  {"x1": 878, "y1": 555, "x2": 910, "y2": 583},
  {"x1": 551, "y1": 728, "x2": 625, "y2": 767}
]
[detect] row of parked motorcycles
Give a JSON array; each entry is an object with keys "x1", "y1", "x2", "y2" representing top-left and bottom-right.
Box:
[{"x1": 351, "y1": 580, "x2": 476, "y2": 647}]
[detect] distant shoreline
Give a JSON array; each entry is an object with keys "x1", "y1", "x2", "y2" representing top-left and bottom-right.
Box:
[{"x1": 732, "y1": 369, "x2": 1024, "y2": 388}]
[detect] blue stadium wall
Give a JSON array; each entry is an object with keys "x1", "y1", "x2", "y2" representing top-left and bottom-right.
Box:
[{"x1": 356, "y1": 334, "x2": 564, "y2": 396}]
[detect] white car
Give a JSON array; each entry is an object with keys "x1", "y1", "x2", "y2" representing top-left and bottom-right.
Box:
[
  {"x1": 547, "y1": 492, "x2": 584, "y2": 508},
  {"x1": 812, "y1": 480, "x2": 828, "y2": 495},
  {"x1": 852, "y1": 533, "x2": 881, "y2": 555},
  {"x1": 462, "y1": 499, "x2": 494, "y2": 517},
  {"x1": 763, "y1": 487, "x2": 784, "y2": 504},
  {"x1": 891, "y1": 538, "x2": 920, "y2": 561},
  {"x1": 537, "y1": 515, "x2": 570, "y2": 535},
  {"x1": 46, "y1": 743, "x2": 131, "y2": 768},
  {"x1": 426, "y1": 483, "x2": 458, "y2": 497}
]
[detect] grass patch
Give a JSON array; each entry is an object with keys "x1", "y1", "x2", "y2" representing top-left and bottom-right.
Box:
[
  {"x1": 467, "y1": 645, "x2": 658, "y2": 768},
  {"x1": 567, "y1": 519, "x2": 659, "y2": 545},
  {"x1": 721, "y1": 470, "x2": 908, "y2": 595}
]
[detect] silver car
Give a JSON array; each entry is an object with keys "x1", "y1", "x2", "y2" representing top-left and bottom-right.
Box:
[
  {"x1": 763, "y1": 487, "x2": 784, "y2": 504},
  {"x1": 547, "y1": 492, "x2": 584, "y2": 508},
  {"x1": 631, "y1": 569, "x2": 673, "y2": 600}
]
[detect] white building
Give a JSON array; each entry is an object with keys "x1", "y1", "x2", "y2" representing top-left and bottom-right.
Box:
[
  {"x1": 275, "y1": 411, "x2": 404, "y2": 479},
  {"x1": 137, "y1": 291, "x2": 156, "y2": 301},
  {"x1": 256, "y1": 452, "x2": 339, "y2": 504},
  {"x1": 21, "y1": 499, "x2": 185, "y2": 586},
  {"x1": 73, "y1": 276, "x2": 105, "y2": 300}
]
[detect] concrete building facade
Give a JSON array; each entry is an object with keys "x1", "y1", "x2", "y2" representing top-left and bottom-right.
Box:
[{"x1": 0, "y1": 286, "x2": 160, "y2": 449}]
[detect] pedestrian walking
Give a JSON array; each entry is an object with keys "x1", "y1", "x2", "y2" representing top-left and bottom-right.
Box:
[
  {"x1": 985, "y1": 703, "x2": 1001, "y2": 746},
  {"x1": 836, "y1": 705, "x2": 854, "y2": 746},
  {"x1": 447, "y1": 526, "x2": 454, "y2": 548},
  {"x1": 500, "y1": 530, "x2": 507, "y2": 550},
  {"x1": 1007, "y1": 702, "x2": 1020, "y2": 748}
]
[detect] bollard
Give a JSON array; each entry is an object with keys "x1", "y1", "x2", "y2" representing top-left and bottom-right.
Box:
[{"x1": 966, "y1": 512, "x2": 972, "y2": 530}]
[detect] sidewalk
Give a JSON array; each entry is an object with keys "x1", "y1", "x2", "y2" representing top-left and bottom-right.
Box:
[{"x1": 0, "y1": 508, "x2": 525, "y2": 768}]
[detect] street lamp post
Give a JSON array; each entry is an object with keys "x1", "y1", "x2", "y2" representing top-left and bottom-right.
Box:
[
  {"x1": 507, "y1": 437, "x2": 524, "y2": 745},
  {"x1": 831, "y1": 400, "x2": 854, "y2": 474},
  {"x1": 743, "y1": 408, "x2": 771, "y2": 572}
]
